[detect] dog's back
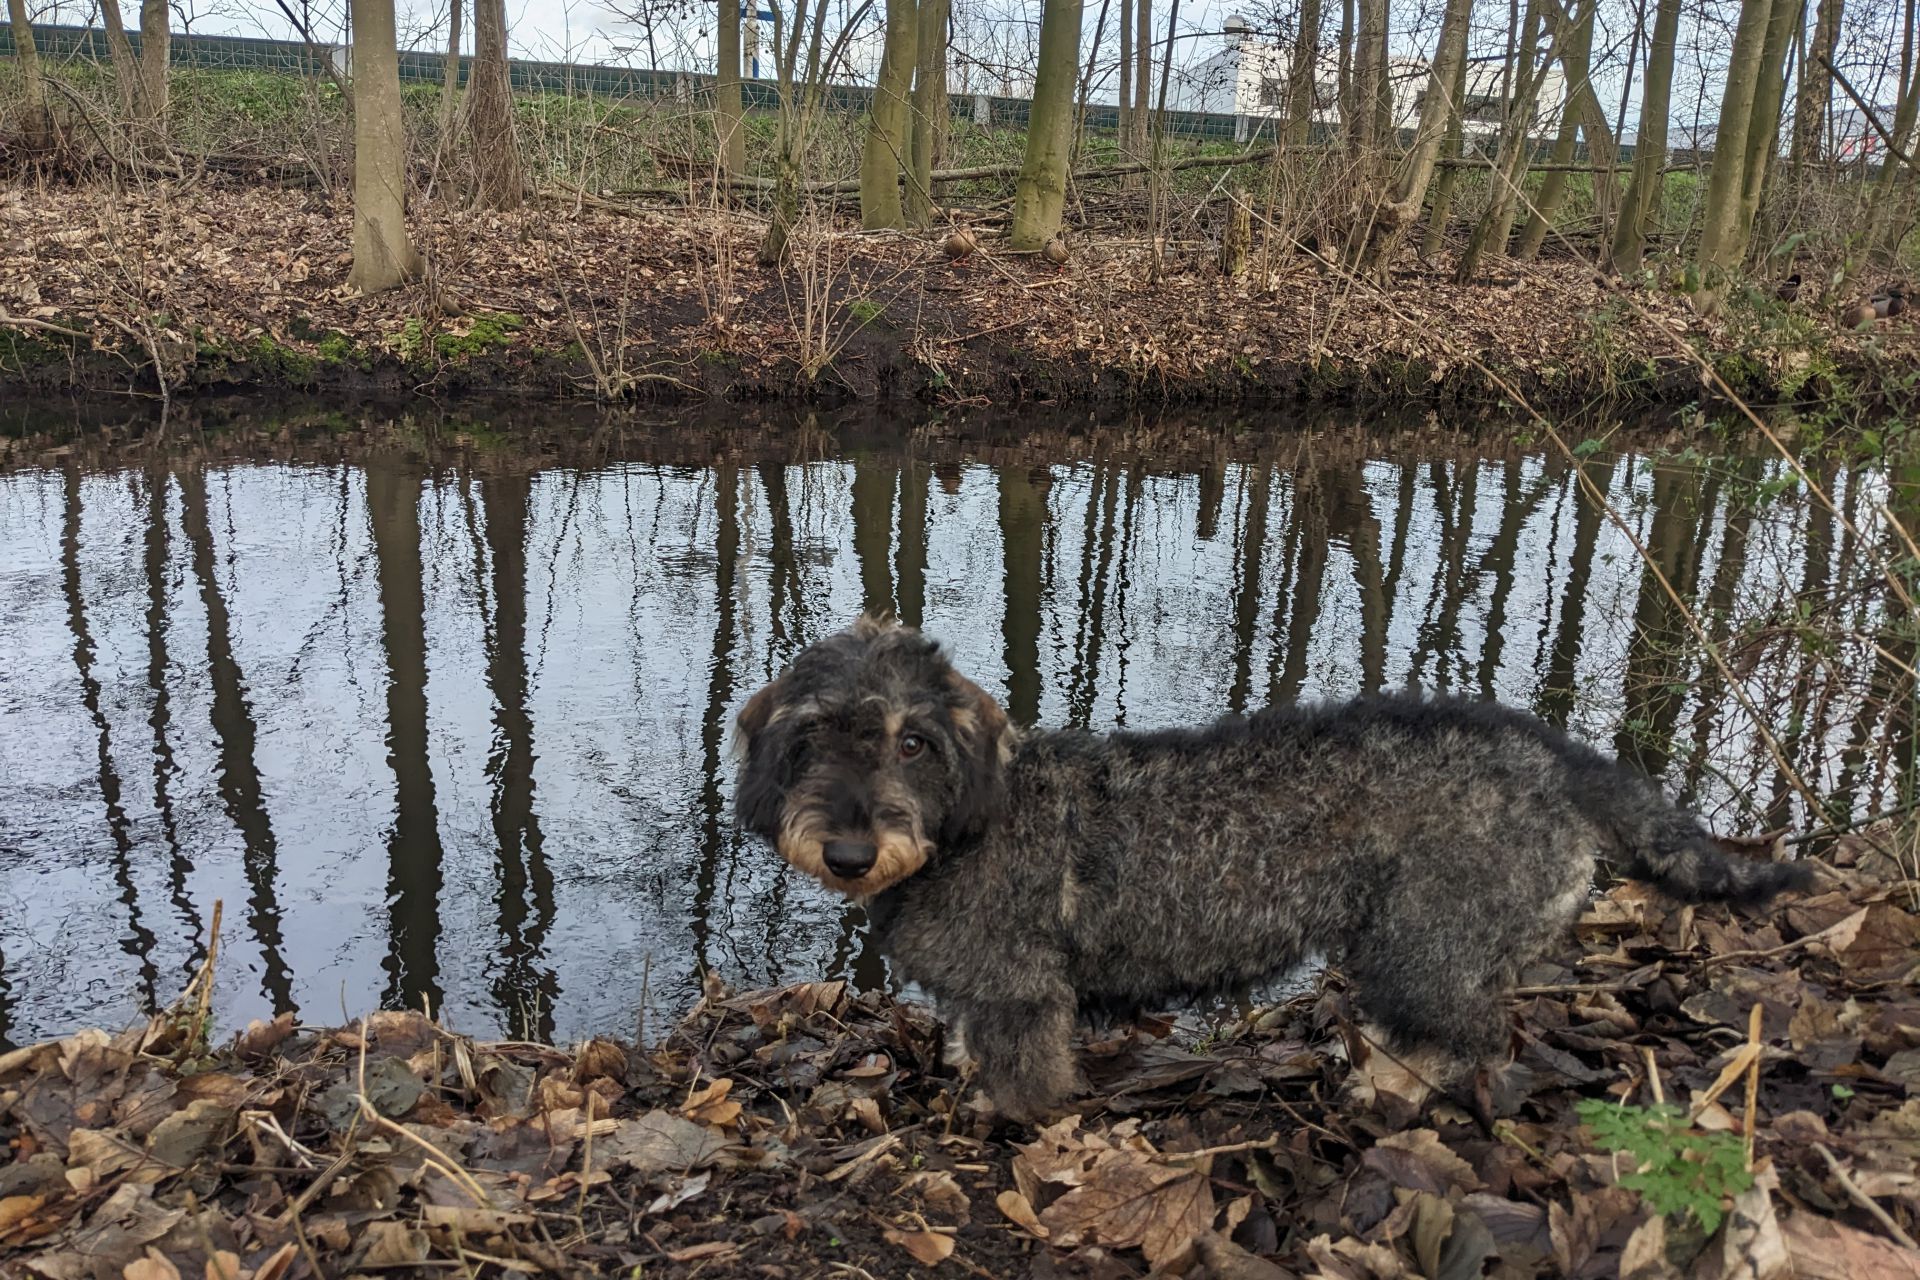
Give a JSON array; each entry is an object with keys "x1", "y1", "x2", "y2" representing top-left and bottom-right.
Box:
[{"x1": 995, "y1": 692, "x2": 1810, "y2": 1056}]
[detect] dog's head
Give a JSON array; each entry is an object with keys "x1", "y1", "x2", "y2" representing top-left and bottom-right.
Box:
[{"x1": 734, "y1": 615, "x2": 1016, "y2": 897}]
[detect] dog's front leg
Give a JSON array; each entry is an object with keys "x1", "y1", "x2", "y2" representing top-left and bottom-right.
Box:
[{"x1": 955, "y1": 989, "x2": 1079, "y2": 1122}]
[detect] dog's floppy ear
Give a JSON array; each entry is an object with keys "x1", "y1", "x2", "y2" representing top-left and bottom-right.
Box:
[
  {"x1": 735, "y1": 676, "x2": 783, "y2": 752},
  {"x1": 941, "y1": 671, "x2": 1015, "y2": 847},
  {"x1": 734, "y1": 676, "x2": 790, "y2": 836}
]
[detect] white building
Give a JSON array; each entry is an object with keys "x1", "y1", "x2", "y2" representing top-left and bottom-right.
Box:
[{"x1": 1179, "y1": 21, "x2": 1566, "y2": 141}]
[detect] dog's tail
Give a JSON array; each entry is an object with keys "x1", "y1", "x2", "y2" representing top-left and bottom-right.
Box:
[{"x1": 1562, "y1": 744, "x2": 1813, "y2": 907}]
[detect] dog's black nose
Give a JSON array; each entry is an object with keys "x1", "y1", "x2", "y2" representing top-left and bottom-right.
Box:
[{"x1": 822, "y1": 840, "x2": 878, "y2": 879}]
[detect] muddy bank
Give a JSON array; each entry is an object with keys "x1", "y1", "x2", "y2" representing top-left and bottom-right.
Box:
[
  {"x1": 4, "y1": 186, "x2": 1916, "y2": 413},
  {"x1": 1, "y1": 828, "x2": 1917, "y2": 1279}
]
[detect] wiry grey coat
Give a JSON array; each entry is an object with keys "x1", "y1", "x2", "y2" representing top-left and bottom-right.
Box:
[{"x1": 734, "y1": 619, "x2": 1811, "y2": 1120}]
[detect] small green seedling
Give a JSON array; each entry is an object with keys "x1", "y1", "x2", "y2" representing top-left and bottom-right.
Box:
[{"x1": 1576, "y1": 1100, "x2": 1753, "y2": 1233}]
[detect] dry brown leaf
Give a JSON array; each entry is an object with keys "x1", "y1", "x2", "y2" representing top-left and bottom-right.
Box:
[
  {"x1": 884, "y1": 1226, "x2": 957, "y2": 1266},
  {"x1": 1780, "y1": 1214, "x2": 1920, "y2": 1279},
  {"x1": 1039, "y1": 1152, "x2": 1213, "y2": 1268},
  {"x1": 0, "y1": 1194, "x2": 49, "y2": 1235},
  {"x1": 681, "y1": 1078, "x2": 743, "y2": 1128},
  {"x1": 421, "y1": 1204, "x2": 534, "y2": 1232},
  {"x1": 664, "y1": 1241, "x2": 739, "y2": 1262},
  {"x1": 202, "y1": 1250, "x2": 243, "y2": 1280},
  {"x1": 122, "y1": 1249, "x2": 182, "y2": 1280},
  {"x1": 996, "y1": 1189, "x2": 1049, "y2": 1238},
  {"x1": 1362, "y1": 1129, "x2": 1484, "y2": 1196}
]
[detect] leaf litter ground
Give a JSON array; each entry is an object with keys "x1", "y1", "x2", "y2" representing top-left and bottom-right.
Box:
[
  {"x1": 4, "y1": 186, "x2": 1917, "y2": 405},
  {"x1": 2, "y1": 829, "x2": 1918, "y2": 1280}
]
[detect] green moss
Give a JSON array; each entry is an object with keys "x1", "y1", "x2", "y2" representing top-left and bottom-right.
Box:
[
  {"x1": 247, "y1": 334, "x2": 319, "y2": 383},
  {"x1": 432, "y1": 311, "x2": 524, "y2": 359}
]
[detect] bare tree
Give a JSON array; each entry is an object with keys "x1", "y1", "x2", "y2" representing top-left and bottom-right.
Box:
[
  {"x1": 138, "y1": 0, "x2": 170, "y2": 140},
  {"x1": 1350, "y1": 0, "x2": 1473, "y2": 271},
  {"x1": 6, "y1": 0, "x2": 52, "y2": 150},
  {"x1": 468, "y1": 0, "x2": 525, "y2": 206},
  {"x1": 1695, "y1": 0, "x2": 1792, "y2": 302},
  {"x1": 1862, "y1": 0, "x2": 1919, "y2": 263},
  {"x1": 861, "y1": 0, "x2": 920, "y2": 226},
  {"x1": 1421, "y1": 49, "x2": 1470, "y2": 255},
  {"x1": 1284, "y1": 0, "x2": 1325, "y2": 147},
  {"x1": 906, "y1": 0, "x2": 950, "y2": 224},
  {"x1": 1610, "y1": 0, "x2": 1680, "y2": 268},
  {"x1": 1010, "y1": 0, "x2": 1083, "y2": 247},
  {"x1": 1792, "y1": 0, "x2": 1843, "y2": 164},
  {"x1": 349, "y1": 0, "x2": 424, "y2": 292},
  {"x1": 1516, "y1": 0, "x2": 1598, "y2": 259},
  {"x1": 717, "y1": 0, "x2": 745, "y2": 175},
  {"x1": 439, "y1": 0, "x2": 464, "y2": 136},
  {"x1": 759, "y1": 0, "x2": 876, "y2": 260},
  {"x1": 1456, "y1": 0, "x2": 1552, "y2": 279}
]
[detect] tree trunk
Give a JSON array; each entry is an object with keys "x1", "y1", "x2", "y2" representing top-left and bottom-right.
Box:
[
  {"x1": 1285, "y1": 0, "x2": 1324, "y2": 147},
  {"x1": 860, "y1": 0, "x2": 919, "y2": 228},
  {"x1": 1456, "y1": 0, "x2": 1550, "y2": 280},
  {"x1": 1133, "y1": 0, "x2": 1150, "y2": 155},
  {"x1": 1071, "y1": 0, "x2": 1112, "y2": 164},
  {"x1": 468, "y1": 0, "x2": 525, "y2": 208},
  {"x1": 1694, "y1": 0, "x2": 1775, "y2": 300},
  {"x1": 6, "y1": 0, "x2": 51, "y2": 150},
  {"x1": 137, "y1": 0, "x2": 169, "y2": 143},
  {"x1": 349, "y1": 0, "x2": 424, "y2": 293},
  {"x1": 1792, "y1": 0, "x2": 1842, "y2": 165},
  {"x1": 1609, "y1": 0, "x2": 1678, "y2": 268},
  {"x1": 1421, "y1": 50, "x2": 1469, "y2": 256},
  {"x1": 1515, "y1": 112, "x2": 1580, "y2": 260},
  {"x1": 439, "y1": 0, "x2": 464, "y2": 137},
  {"x1": 1118, "y1": 0, "x2": 1132, "y2": 153},
  {"x1": 1350, "y1": 0, "x2": 1470, "y2": 271},
  {"x1": 98, "y1": 0, "x2": 141, "y2": 125},
  {"x1": 1516, "y1": 0, "x2": 1596, "y2": 260},
  {"x1": 906, "y1": 0, "x2": 949, "y2": 225},
  {"x1": 1346, "y1": 0, "x2": 1381, "y2": 156},
  {"x1": 1864, "y1": 0, "x2": 1919, "y2": 265},
  {"x1": 1336, "y1": 0, "x2": 1354, "y2": 131},
  {"x1": 717, "y1": 0, "x2": 745, "y2": 175},
  {"x1": 1010, "y1": 0, "x2": 1083, "y2": 248},
  {"x1": 1735, "y1": 0, "x2": 1803, "y2": 253}
]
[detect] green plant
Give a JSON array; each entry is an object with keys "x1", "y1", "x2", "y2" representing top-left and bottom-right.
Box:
[{"x1": 1576, "y1": 1100, "x2": 1753, "y2": 1232}]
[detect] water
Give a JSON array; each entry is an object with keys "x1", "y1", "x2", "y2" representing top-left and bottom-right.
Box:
[{"x1": 1, "y1": 406, "x2": 1912, "y2": 1049}]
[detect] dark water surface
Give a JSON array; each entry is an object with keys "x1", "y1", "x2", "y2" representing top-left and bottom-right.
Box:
[{"x1": 1, "y1": 406, "x2": 1912, "y2": 1049}]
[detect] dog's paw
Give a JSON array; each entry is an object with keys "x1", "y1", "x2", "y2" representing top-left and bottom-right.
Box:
[
  {"x1": 941, "y1": 1022, "x2": 977, "y2": 1072},
  {"x1": 1344, "y1": 1025, "x2": 1460, "y2": 1111}
]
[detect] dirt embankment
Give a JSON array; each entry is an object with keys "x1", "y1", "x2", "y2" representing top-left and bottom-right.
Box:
[
  {"x1": 4, "y1": 184, "x2": 1916, "y2": 413},
  {"x1": 1, "y1": 829, "x2": 1917, "y2": 1279}
]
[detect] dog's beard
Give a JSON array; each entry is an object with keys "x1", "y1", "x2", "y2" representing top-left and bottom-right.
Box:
[{"x1": 777, "y1": 801, "x2": 932, "y2": 898}]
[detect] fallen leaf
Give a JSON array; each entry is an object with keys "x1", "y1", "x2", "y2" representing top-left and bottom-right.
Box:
[
  {"x1": 1040, "y1": 1153, "x2": 1213, "y2": 1268},
  {"x1": 884, "y1": 1226, "x2": 957, "y2": 1266},
  {"x1": 1362, "y1": 1129, "x2": 1484, "y2": 1196},
  {"x1": 0, "y1": 1194, "x2": 49, "y2": 1236},
  {"x1": 123, "y1": 1249, "x2": 182, "y2": 1280},
  {"x1": 600, "y1": 1110, "x2": 727, "y2": 1175},
  {"x1": 1779, "y1": 1213, "x2": 1920, "y2": 1279},
  {"x1": 421, "y1": 1204, "x2": 533, "y2": 1231},
  {"x1": 681, "y1": 1077, "x2": 743, "y2": 1127},
  {"x1": 997, "y1": 1189, "x2": 1049, "y2": 1238}
]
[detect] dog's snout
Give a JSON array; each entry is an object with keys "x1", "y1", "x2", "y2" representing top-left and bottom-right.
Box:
[{"x1": 822, "y1": 839, "x2": 879, "y2": 879}]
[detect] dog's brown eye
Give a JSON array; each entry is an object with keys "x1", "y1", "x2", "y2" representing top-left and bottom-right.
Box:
[{"x1": 899, "y1": 733, "x2": 926, "y2": 760}]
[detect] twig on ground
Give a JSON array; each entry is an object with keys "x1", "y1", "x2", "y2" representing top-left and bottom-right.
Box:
[{"x1": 1815, "y1": 1142, "x2": 1920, "y2": 1249}]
